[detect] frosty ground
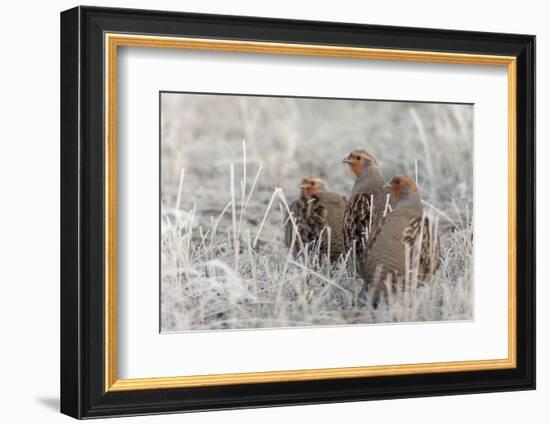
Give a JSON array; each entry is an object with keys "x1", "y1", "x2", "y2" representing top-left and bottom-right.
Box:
[{"x1": 160, "y1": 94, "x2": 473, "y2": 332}]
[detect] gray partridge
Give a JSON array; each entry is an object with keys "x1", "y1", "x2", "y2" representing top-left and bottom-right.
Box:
[
  {"x1": 284, "y1": 178, "x2": 347, "y2": 261},
  {"x1": 284, "y1": 177, "x2": 318, "y2": 254},
  {"x1": 365, "y1": 176, "x2": 441, "y2": 304},
  {"x1": 342, "y1": 149, "x2": 393, "y2": 266}
]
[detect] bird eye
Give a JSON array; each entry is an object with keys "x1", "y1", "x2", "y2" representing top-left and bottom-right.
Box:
[{"x1": 356, "y1": 156, "x2": 361, "y2": 161}]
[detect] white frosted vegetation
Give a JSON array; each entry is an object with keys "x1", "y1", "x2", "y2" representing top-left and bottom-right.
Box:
[{"x1": 160, "y1": 95, "x2": 473, "y2": 332}]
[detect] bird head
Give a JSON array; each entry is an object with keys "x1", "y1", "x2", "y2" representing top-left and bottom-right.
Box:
[
  {"x1": 390, "y1": 176, "x2": 419, "y2": 202},
  {"x1": 300, "y1": 177, "x2": 328, "y2": 199},
  {"x1": 342, "y1": 149, "x2": 378, "y2": 177}
]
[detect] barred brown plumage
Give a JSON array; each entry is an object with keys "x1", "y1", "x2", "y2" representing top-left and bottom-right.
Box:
[
  {"x1": 403, "y1": 215, "x2": 441, "y2": 279},
  {"x1": 284, "y1": 196, "x2": 310, "y2": 254},
  {"x1": 309, "y1": 191, "x2": 348, "y2": 261},
  {"x1": 284, "y1": 178, "x2": 347, "y2": 261},
  {"x1": 366, "y1": 176, "x2": 441, "y2": 305}
]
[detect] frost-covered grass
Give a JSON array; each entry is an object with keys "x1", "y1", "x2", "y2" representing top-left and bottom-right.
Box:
[{"x1": 160, "y1": 94, "x2": 473, "y2": 332}]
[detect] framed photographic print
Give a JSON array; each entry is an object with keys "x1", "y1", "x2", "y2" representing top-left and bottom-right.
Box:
[{"x1": 60, "y1": 6, "x2": 535, "y2": 419}]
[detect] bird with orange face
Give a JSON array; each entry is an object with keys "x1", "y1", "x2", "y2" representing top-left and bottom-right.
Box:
[
  {"x1": 365, "y1": 176, "x2": 440, "y2": 304},
  {"x1": 284, "y1": 177, "x2": 347, "y2": 261},
  {"x1": 342, "y1": 149, "x2": 394, "y2": 269}
]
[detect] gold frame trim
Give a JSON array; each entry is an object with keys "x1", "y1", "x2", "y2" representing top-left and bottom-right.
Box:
[{"x1": 104, "y1": 33, "x2": 518, "y2": 392}]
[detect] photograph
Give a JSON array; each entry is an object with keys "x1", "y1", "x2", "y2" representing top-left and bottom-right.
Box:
[{"x1": 160, "y1": 93, "x2": 474, "y2": 332}]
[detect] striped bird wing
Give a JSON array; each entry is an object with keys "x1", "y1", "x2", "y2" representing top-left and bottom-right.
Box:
[
  {"x1": 343, "y1": 192, "x2": 374, "y2": 255},
  {"x1": 309, "y1": 193, "x2": 347, "y2": 259},
  {"x1": 307, "y1": 196, "x2": 329, "y2": 241},
  {"x1": 402, "y1": 214, "x2": 441, "y2": 279},
  {"x1": 283, "y1": 198, "x2": 310, "y2": 250}
]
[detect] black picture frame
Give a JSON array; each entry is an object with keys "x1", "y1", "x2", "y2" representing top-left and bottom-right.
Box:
[{"x1": 60, "y1": 5, "x2": 535, "y2": 419}]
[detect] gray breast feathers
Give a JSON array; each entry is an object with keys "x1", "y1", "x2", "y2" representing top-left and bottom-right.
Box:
[{"x1": 366, "y1": 208, "x2": 441, "y2": 302}]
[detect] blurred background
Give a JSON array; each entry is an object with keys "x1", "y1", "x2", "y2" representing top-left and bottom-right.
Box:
[{"x1": 161, "y1": 93, "x2": 473, "y2": 241}]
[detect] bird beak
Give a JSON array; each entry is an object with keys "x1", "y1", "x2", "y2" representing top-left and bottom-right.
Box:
[{"x1": 342, "y1": 157, "x2": 352, "y2": 164}]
